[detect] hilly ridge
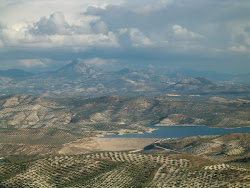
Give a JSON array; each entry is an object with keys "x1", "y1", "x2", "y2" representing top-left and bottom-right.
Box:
[
  {"x1": 1, "y1": 94, "x2": 250, "y2": 131},
  {"x1": 0, "y1": 59, "x2": 249, "y2": 97},
  {"x1": 0, "y1": 59, "x2": 169, "y2": 97},
  {"x1": 165, "y1": 77, "x2": 248, "y2": 95}
]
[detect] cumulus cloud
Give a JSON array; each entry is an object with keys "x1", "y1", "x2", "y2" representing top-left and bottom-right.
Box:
[
  {"x1": 172, "y1": 25, "x2": 205, "y2": 41},
  {"x1": 0, "y1": 0, "x2": 250, "y2": 73},
  {"x1": 0, "y1": 0, "x2": 123, "y2": 26},
  {"x1": 225, "y1": 24, "x2": 250, "y2": 54},
  {"x1": 129, "y1": 28, "x2": 153, "y2": 47},
  {"x1": 118, "y1": 28, "x2": 154, "y2": 47},
  {"x1": 30, "y1": 12, "x2": 70, "y2": 35},
  {"x1": 0, "y1": 12, "x2": 119, "y2": 50}
]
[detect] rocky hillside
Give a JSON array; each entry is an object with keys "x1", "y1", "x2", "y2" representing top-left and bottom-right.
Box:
[
  {"x1": 0, "y1": 94, "x2": 250, "y2": 130},
  {"x1": 0, "y1": 94, "x2": 72, "y2": 129}
]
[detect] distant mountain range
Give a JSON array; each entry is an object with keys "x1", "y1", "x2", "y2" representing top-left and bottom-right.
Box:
[
  {"x1": 166, "y1": 69, "x2": 250, "y2": 83},
  {"x1": 165, "y1": 77, "x2": 249, "y2": 95},
  {"x1": 0, "y1": 59, "x2": 249, "y2": 97}
]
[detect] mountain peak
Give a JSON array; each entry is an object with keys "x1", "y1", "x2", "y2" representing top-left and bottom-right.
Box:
[
  {"x1": 57, "y1": 59, "x2": 98, "y2": 76},
  {"x1": 65, "y1": 59, "x2": 94, "y2": 73},
  {"x1": 71, "y1": 58, "x2": 88, "y2": 66}
]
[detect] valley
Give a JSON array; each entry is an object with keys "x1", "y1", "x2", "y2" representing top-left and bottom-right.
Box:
[
  {"x1": 1, "y1": 0, "x2": 250, "y2": 186},
  {"x1": 0, "y1": 93, "x2": 249, "y2": 187},
  {"x1": 0, "y1": 61, "x2": 249, "y2": 187}
]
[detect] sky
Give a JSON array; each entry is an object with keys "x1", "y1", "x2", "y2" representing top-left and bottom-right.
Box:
[{"x1": 0, "y1": 0, "x2": 250, "y2": 74}]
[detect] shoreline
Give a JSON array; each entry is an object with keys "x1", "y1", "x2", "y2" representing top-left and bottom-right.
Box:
[
  {"x1": 98, "y1": 125, "x2": 250, "y2": 139},
  {"x1": 154, "y1": 124, "x2": 205, "y2": 127},
  {"x1": 153, "y1": 124, "x2": 250, "y2": 129},
  {"x1": 95, "y1": 127, "x2": 157, "y2": 138}
]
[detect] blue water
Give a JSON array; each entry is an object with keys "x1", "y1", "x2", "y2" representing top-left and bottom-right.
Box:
[{"x1": 104, "y1": 125, "x2": 250, "y2": 139}]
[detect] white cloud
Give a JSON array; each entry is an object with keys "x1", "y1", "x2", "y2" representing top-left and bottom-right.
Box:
[
  {"x1": 0, "y1": 0, "x2": 123, "y2": 26},
  {"x1": 0, "y1": 12, "x2": 119, "y2": 50},
  {"x1": 131, "y1": 0, "x2": 173, "y2": 14},
  {"x1": 48, "y1": 32, "x2": 119, "y2": 48},
  {"x1": 225, "y1": 24, "x2": 250, "y2": 53},
  {"x1": 1, "y1": 0, "x2": 250, "y2": 74},
  {"x1": 129, "y1": 28, "x2": 153, "y2": 47},
  {"x1": 30, "y1": 12, "x2": 70, "y2": 35},
  {"x1": 172, "y1": 25, "x2": 205, "y2": 41},
  {"x1": 118, "y1": 28, "x2": 128, "y2": 35},
  {"x1": 0, "y1": 0, "x2": 123, "y2": 51},
  {"x1": 1, "y1": 23, "x2": 28, "y2": 45},
  {"x1": 119, "y1": 27, "x2": 153, "y2": 47},
  {"x1": 0, "y1": 40, "x2": 3, "y2": 47},
  {"x1": 19, "y1": 59, "x2": 48, "y2": 67},
  {"x1": 93, "y1": 21, "x2": 108, "y2": 34},
  {"x1": 85, "y1": 57, "x2": 117, "y2": 66},
  {"x1": 230, "y1": 45, "x2": 248, "y2": 53}
]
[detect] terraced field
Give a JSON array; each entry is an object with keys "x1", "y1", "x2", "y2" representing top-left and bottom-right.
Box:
[{"x1": 0, "y1": 152, "x2": 249, "y2": 187}]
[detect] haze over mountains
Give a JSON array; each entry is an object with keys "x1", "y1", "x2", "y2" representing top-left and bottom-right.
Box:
[{"x1": 0, "y1": 59, "x2": 249, "y2": 97}]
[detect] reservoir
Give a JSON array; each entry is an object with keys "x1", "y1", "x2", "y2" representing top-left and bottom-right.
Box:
[{"x1": 104, "y1": 125, "x2": 250, "y2": 139}]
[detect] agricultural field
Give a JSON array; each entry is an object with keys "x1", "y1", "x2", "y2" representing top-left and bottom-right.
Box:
[
  {"x1": 0, "y1": 128, "x2": 91, "y2": 155},
  {"x1": 0, "y1": 151, "x2": 249, "y2": 187},
  {"x1": 0, "y1": 133, "x2": 249, "y2": 187},
  {"x1": 143, "y1": 133, "x2": 250, "y2": 162}
]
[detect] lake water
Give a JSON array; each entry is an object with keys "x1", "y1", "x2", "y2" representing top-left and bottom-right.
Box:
[{"x1": 104, "y1": 125, "x2": 250, "y2": 139}]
